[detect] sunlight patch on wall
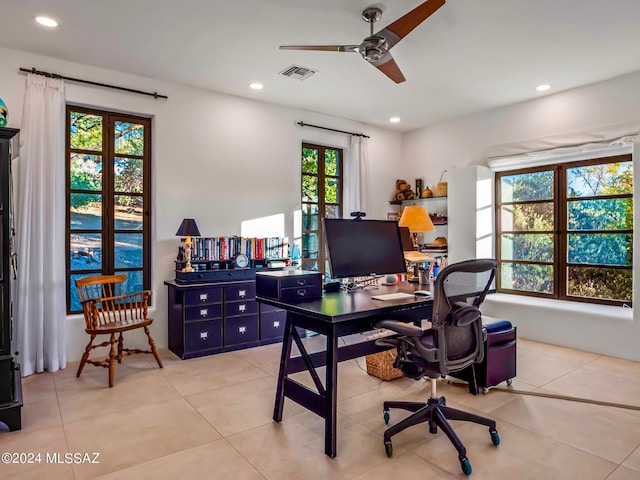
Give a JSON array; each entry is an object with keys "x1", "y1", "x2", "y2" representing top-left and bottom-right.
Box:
[
  {"x1": 476, "y1": 178, "x2": 494, "y2": 258},
  {"x1": 241, "y1": 213, "x2": 284, "y2": 238}
]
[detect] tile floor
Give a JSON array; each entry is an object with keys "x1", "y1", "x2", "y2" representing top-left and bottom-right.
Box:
[{"x1": 2, "y1": 337, "x2": 640, "y2": 479}]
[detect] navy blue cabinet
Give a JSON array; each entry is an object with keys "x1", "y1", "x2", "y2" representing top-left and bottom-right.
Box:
[{"x1": 166, "y1": 277, "x2": 286, "y2": 360}]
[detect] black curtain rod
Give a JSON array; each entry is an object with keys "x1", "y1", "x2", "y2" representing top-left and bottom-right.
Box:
[
  {"x1": 19, "y1": 67, "x2": 168, "y2": 100},
  {"x1": 297, "y1": 121, "x2": 369, "y2": 138}
]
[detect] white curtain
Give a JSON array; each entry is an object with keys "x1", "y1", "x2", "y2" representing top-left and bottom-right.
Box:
[
  {"x1": 344, "y1": 135, "x2": 370, "y2": 217},
  {"x1": 15, "y1": 74, "x2": 66, "y2": 376}
]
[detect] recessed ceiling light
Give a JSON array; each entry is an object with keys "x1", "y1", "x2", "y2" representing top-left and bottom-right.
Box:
[
  {"x1": 389, "y1": 117, "x2": 400, "y2": 123},
  {"x1": 536, "y1": 84, "x2": 551, "y2": 92},
  {"x1": 249, "y1": 83, "x2": 264, "y2": 90},
  {"x1": 35, "y1": 16, "x2": 58, "y2": 28}
]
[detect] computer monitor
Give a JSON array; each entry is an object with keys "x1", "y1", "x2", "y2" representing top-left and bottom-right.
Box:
[{"x1": 323, "y1": 218, "x2": 406, "y2": 280}]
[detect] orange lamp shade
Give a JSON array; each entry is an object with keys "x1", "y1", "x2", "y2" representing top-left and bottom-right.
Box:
[{"x1": 398, "y1": 205, "x2": 435, "y2": 233}]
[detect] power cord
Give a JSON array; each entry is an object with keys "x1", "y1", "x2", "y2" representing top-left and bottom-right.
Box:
[{"x1": 448, "y1": 381, "x2": 640, "y2": 412}]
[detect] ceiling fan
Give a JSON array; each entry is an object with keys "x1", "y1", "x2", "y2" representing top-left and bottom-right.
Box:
[{"x1": 280, "y1": 0, "x2": 445, "y2": 84}]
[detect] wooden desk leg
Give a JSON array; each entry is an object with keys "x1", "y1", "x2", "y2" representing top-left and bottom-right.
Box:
[
  {"x1": 273, "y1": 313, "x2": 294, "y2": 422},
  {"x1": 325, "y1": 325, "x2": 338, "y2": 458}
]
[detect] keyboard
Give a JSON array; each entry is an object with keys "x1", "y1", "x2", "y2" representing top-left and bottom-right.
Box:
[{"x1": 370, "y1": 292, "x2": 416, "y2": 301}]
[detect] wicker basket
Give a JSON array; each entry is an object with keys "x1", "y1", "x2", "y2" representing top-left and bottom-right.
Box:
[
  {"x1": 366, "y1": 349, "x2": 404, "y2": 381},
  {"x1": 434, "y1": 169, "x2": 448, "y2": 197}
]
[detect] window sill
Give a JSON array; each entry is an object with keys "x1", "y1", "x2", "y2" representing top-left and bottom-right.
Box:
[{"x1": 484, "y1": 293, "x2": 633, "y2": 322}]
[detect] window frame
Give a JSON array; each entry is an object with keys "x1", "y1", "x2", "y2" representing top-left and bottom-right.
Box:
[
  {"x1": 300, "y1": 142, "x2": 344, "y2": 274},
  {"x1": 65, "y1": 105, "x2": 152, "y2": 314},
  {"x1": 495, "y1": 154, "x2": 632, "y2": 306}
]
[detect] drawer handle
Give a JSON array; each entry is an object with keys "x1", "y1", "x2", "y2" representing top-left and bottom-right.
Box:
[
  {"x1": 200, "y1": 331, "x2": 209, "y2": 340},
  {"x1": 239, "y1": 304, "x2": 246, "y2": 312},
  {"x1": 239, "y1": 289, "x2": 246, "y2": 298},
  {"x1": 199, "y1": 293, "x2": 208, "y2": 302},
  {"x1": 200, "y1": 308, "x2": 208, "y2": 318},
  {"x1": 296, "y1": 279, "x2": 306, "y2": 286},
  {"x1": 296, "y1": 289, "x2": 306, "y2": 296},
  {"x1": 239, "y1": 326, "x2": 246, "y2": 335}
]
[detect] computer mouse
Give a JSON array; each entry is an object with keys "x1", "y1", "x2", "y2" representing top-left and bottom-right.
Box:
[{"x1": 413, "y1": 290, "x2": 431, "y2": 297}]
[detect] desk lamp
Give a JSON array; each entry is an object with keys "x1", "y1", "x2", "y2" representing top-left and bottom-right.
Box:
[
  {"x1": 176, "y1": 218, "x2": 201, "y2": 272},
  {"x1": 398, "y1": 206, "x2": 435, "y2": 282}
]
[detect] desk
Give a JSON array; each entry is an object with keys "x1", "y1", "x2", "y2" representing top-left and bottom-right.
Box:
[{"x1": 256, "y1": 283, "x2": 433, "y2": 458}]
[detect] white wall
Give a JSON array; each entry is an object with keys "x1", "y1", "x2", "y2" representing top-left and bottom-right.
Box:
[
  {"x1": 403, "y1": 71, "x2": 640, "y2": 361},
  {"x1": 4, "y1": 44, "x2": 639, "y2": 363},
  {"x1": 0, "y1": 46, "x2": 403, "y2": 362}
]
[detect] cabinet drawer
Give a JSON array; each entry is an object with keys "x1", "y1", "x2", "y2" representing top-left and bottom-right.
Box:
[
  {"x1": 261, "y1": 310, "x2": 286, "y2": 341},
  {"x1": 185, "y1": 303, "x2": 222, "y2": 322},
  {"x1": 184, "y1": 319, "x2": 223, "y2": 352},
  {"x1": 225, "y1": 314, "x2": 259, "y2": 345},
  {"x1": 280, "y1": 284, "x2": 322, "y2": 302},
  {"x1": 184, "y1": 287, "x2": 222, "y2": 306},
  {"x1": 224, "y1": 282, "x2": 255, "y2": 301},
  {"x1": 260, "y1": 303, "x2": 284, "y2": 314},
  {"x1": 279, "y1": 275, "x2": 322, "y2": 289},
  {"x1": 225, "y1": 299, "x2": 258, "y2": 317},
  {"x1": 256, "y1": 271, "x2": 322, "y2": 301}
]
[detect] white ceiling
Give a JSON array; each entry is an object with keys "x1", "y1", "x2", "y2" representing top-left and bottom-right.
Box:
[{"x1": 2, "y1": 0, "x2": 640, "y2": 132}]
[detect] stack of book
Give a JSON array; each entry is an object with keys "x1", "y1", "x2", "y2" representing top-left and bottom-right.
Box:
[{"x1": 189, "y1": 236, "x2": 289, "y2": 261}]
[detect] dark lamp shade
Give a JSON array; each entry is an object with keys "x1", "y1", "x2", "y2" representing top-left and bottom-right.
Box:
[{"x1": 175, "y1": 218, "x2": 201, "y2": 237}]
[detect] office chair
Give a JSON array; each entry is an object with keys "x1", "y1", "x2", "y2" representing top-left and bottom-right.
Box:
[{"x1": 375, "y1": 259, "x2": 499, "y2": 476}]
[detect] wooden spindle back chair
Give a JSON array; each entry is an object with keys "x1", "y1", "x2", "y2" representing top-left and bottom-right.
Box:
[{"x1": 75, "y1": 274, "x2": 163, "y2": 387}]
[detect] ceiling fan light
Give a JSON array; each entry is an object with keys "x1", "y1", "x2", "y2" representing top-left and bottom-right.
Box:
[{"x1": 363, "y1": 49, "x2": 383, "y2": 62}]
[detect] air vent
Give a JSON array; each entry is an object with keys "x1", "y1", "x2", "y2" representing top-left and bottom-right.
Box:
[{"x1": 279, "y1": 65, "x2": 317, "y2": 81}]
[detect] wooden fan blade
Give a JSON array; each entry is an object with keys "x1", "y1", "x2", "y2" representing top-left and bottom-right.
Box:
[
  {"x1": 382, "y1": 0, "x2": 445, "y2": 44},
  {"x1": 372, "y1": 55, "x2": 406, "y2": 84},
  {"x1": 280, "y1": 45, "x2": 359, "y2": 53}
]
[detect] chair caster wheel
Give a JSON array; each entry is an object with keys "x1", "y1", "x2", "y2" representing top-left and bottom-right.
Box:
[
  {"x1": 460, "y1": 457, "x2": 472, "y2": 476},
  {"x1": 384, "y1": 440, "x2": 393, "y2": 458},
  {"x1": 383, "y1": 410, "x2": 390, "y2": 425},
  {"x1": 490, "y1": 428, "x2": 500, "y2": 446}
]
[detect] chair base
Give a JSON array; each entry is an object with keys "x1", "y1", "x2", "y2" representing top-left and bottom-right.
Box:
[
  {"x1": 383, "y1": 394, "x2": 499, "y2": 476},
  {"x1": 77, "y1": 329, "x2": 163, "y2": 387}
]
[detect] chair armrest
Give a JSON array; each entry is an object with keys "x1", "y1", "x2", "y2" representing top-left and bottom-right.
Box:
[{"x1": 375, "y1": 320, "x2": 423, "y2": 337}]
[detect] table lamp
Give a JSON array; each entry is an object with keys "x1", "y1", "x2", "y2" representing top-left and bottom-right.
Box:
[
  {"x1": 398, "y1": 206, "x2": 435, "y2": 282},
  {"x1": 175, "y1": 218, "x2": 201, "y2": 272}
]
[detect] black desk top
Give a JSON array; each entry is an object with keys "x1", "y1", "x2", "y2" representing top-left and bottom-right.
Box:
[{"x1": 256, "y1": 282, "x2": 432, "y2": 323}]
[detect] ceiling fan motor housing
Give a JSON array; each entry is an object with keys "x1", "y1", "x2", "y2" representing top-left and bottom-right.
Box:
[{"x1": 360, "y1": 36, "x2": 389, "y2": 62}]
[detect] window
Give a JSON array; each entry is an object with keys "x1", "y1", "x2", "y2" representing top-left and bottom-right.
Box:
[
  {"x1": 496, "y1": 154, "x2": 632, "y2": 306},
  {"x1": 66, "y1": 106, "x2": 152, "y2": 313},
  {"x1": 300, "y1": 143, "x2": 343, "y2": 274}
]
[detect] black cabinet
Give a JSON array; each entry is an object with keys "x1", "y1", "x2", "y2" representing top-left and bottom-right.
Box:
[
  {"x1": 0, "y1": 127, "x2": 22, "y2": 431},
  {"x1": 166, "y1": 277, "x2": 286, "y2": 359}
]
